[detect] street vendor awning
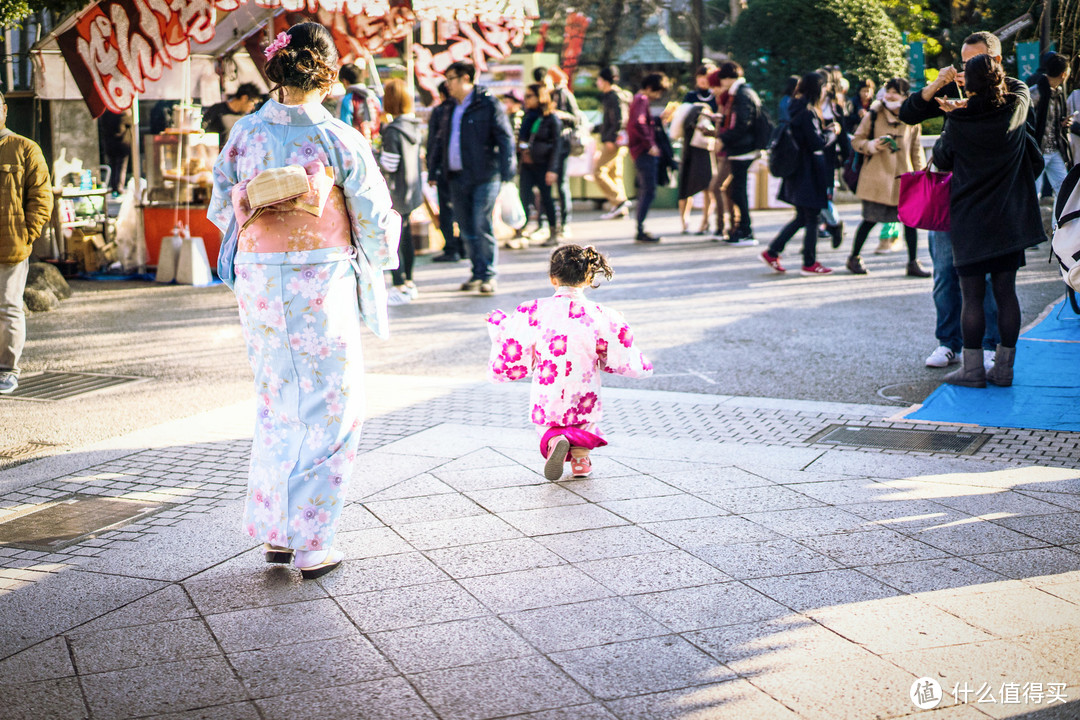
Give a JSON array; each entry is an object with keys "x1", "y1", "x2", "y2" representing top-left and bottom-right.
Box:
[{"x1": 617, "y1": 29, "x2": 691, "y2": 66}]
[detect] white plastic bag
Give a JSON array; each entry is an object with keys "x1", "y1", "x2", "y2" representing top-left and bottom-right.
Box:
[{"x1": 498, "y1": 181, "x2": 526, "y2": 229}]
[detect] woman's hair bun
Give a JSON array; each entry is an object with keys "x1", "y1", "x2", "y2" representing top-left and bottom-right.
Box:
[{"x1": 265, "y1": 23, "x2": 339, "y2": 93}]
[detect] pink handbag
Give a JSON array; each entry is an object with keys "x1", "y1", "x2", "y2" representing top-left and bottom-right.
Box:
[{"x1": 898, "y1": 169, "x2": 951, "y2": 231}]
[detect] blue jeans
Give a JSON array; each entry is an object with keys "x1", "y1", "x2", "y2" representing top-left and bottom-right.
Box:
[
  {"x1": 1041, "y1": 151, "x2": 1069, "y2": 197},
  {"x1": 928, "y1": 231, "x2": 999, "y2": 352},
  {"x1": 635, "y1": 154, "x2": 658, "y2": 232},
  {"x1": 450, "y1": 178, "x2": 501, "y2": 282},
  {"x1": 556, "y1": 154, "x2": 572, "y2": 229}
]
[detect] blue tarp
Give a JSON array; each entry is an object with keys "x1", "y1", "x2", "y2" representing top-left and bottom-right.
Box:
[{"x1": 906, "y1": 300, "x2": 1080, "y2": 431}]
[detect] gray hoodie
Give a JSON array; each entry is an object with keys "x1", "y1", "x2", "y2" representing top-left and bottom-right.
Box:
[{"x1": 379, "y1": 115, "x2": 424, "y2": 214}]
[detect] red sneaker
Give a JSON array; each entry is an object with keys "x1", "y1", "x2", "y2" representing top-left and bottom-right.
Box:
[
  {"x1": 800, "y1": 262, "x2": 834, "y2": 276},
  {"x1": 570, "y1": 455, "x2": 592, "y2": 478},
  {"x1": 760, "y1": 251, "x2": 786, "y2": 273}
]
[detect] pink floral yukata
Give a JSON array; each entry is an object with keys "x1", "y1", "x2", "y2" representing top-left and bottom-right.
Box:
[
  {"x1": 208, "y1": 99, "x2": 399, "y2": 552},
  {"x1": 487, "y1": 286, "x2": 653, "y2": 457}
]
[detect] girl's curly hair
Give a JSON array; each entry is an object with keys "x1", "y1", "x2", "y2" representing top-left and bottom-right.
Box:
[
  {"x1": 964, "y1": 54, "x2": 1007, "y2": 108},
  {"x1": 265, "y1": 23, "x2": 339, "y2": 93},
  {"x1": 550, "y1": 244, "x2": 614, "y2": 288}
]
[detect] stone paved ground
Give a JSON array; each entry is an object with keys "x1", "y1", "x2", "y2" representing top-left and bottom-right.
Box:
[{"x1": 0, "y1": 375, "x2": 1079, "y2": 719}]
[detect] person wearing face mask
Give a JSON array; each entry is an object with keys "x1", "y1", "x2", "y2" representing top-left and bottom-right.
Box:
[{"x1": 845, "y1": 77, "x2": 931, "y2": 277}]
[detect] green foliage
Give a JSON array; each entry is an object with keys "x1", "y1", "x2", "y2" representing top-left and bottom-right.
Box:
[
  {"x1": 728, "y1": 0, "x2": 907, "y2": 108},
  {"x1": 920, "y1": 115, "x2": 944, "y2": 136},
  {"x1": 0, "y1": 0, "x2": 34, "y2": 28},
  {"x1": 879, "y1": 0, "x2": 942, "y2": 56}
]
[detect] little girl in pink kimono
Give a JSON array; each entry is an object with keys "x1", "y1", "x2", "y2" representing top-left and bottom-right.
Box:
[{"x1": 487, "y1": 245, "x2": 653, "y2": 481}]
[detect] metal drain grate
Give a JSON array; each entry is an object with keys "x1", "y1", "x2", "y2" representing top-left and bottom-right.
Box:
[
  {"x1": 0, "y1": 495, "x2": 169, "y2": 551},
  {"x1": 2, "y1": 372, "x2": 147, "y2": 401},
  {"x1": 0, "y1": 441, "x2": 61, "y2": 460},
  {"x1": 807, "y1": 424, "x2": 991, "y2": 456}
]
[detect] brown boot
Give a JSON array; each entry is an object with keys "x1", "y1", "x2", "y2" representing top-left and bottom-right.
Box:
[
  {"x1": 986, "y1": 344, "x2": 1015, "y2": 387},
  {"x1": 943, "y1": 348, "x2": 987, "y2": 388}
]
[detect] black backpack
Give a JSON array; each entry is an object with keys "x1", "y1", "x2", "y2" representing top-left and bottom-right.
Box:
[
  {"x1": 767, "y1": 121, "x2": 799, "y2": 178},
  {"x1": 753, "y1": 106, "x2": 775, "y2": 151}
]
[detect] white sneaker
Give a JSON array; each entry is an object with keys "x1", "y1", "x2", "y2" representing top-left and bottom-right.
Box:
[
  {"x1": 403, "y1": 282, "x2": 419, "y2": 300},
  {"x1": 925, "y1": 346, "x2": 959, "y2": 368},
  {"x1": 601, "y1": 200, "x2": 630, "y2": 220},
  {"x1": 0, "y1": 373, "x2": 17, "y2": 394},
  {"x1": 387, "y1": 287, "x2": 412, "y2": 305},
  {"x1": 983, "y1": 349, "x2": 996, "y2": 372}
]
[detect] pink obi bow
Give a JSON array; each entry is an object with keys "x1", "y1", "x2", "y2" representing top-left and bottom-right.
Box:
[{"x1": 231, "y1": 160, "x2": 336, "y2": 232}]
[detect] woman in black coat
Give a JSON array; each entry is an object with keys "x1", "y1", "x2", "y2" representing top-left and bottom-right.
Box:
[
  {"x1": 762, "y1": 72, "x2": 840, "y2": 275},
  {"x1": 518, "y1": 83, "x2": 564, "y2": 247},
  {"x1": 932, "y1": 54, "x2": 1046, "y2": 388}
]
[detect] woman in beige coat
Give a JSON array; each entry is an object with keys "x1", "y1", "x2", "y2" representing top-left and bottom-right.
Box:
[{"x1": 846, "y1": 78, "x2": 931, "y2": 277}]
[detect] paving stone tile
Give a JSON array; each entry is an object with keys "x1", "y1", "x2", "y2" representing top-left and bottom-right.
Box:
[
  {"x1": 425, "y1": 537, "x2": 566, "y2": 578},
  {"x1": 614, "y1": 458, "x2": 726, "y2": 476},
  {"x1": 0, "y1": 569, "x2": 165, "y2": 658},
  {"x1": 1016, "y1": 490, "x2": 1080, "y2": 513},
  {"x1": 684, "y1": 615, "x2": 876, "y2": 675},
  {"x1": 576, "y1": 550, "x2": 731, "y2": 595},
  {"x1": 856, "y1": 557, "x2": 1010, "y2": 595},
  {"x1": 690, "y1": 538, "x2": 843, "y2": 579},
  {"x1": 746, "y1": 653, "x2": 918, "y2": 720},
  {"x1": 70, "y1": 617, "x2": 220, "y2": 674},
  {"x1": 466, "y1": 484, "x2": 587, "y2": 513},
  {"x1": 318, "y1": 552, "x2": 450, "y2": 596},
  {"x1": 370, "y1": 616, "x2": 534, "y2": 673},
  {"x1": 335, "y1": 503, "x2": 385, "y2": 531},
  {"x1": 409, "y1": 655, "x2": 591, "y2": 720},
  {"x1": 626, "y1": 581, "x2": 791, "y2": 634},
  {"x1": 991, "y1": 514, "x2": 1080, "y2": 547},
  {"x1": 905, "y1": 519, "x2": 1051, "y2": 555},
  {"x1": 337, "y1": 580, "x2": 489, "y2": 632},
  {"x1": 459, "y1": 565, "x2": 614, "y2": 614},
  {"x1": 796, "y1": 528, "x2": 950, "y2": 567},
  {"x1": 920, "y1": 585, "x2": 1080, "y2": 637},
  {"x1": 152, "y1": 701, "x2": 263, "y2": 720},
  {"x1": 782, "y1": 478, "x2": 899, "y2": 506},
  {"x1": 533, "y1": 525, "x2": 676, "y2": 563},
  {"x1": 0, "y1": 637, "x2": 74, "y2": 685},
  {"x1": 205, "y1": 597, "x2": 357, "y2": 653},
  {"x1": 255, "y1": 676, "x2": 437, "y2": 720},
  {"x1": 1036, "y1": 578, "x2": 1080, "y2": 605},
  {"x1": 81, "y1": 655, "x2": 247, "y2": 719},
  {"x1": 335, "y1": 527, "x2": 415, "y2": 560},
  {"x1": 806, "y1": 595, "x2": 995, "y2": 654},
  {"x1": 840, "y1": 499, "x2": 963, "y2": 530},
  {"x1": 500, "y1": 704, "x2": 618, "y2": 720},
  {"x1": 558, "y1": 474, "x2": 680, "y2": 502},
  {"x1": 500, "y1": 504, "x2": 630, "y2": 536},
  {"x1": 966, "y1": 547, "x2": 1080, "y2": 582},
  {"x1": 183, "y1": 566, "x2": 328, "y2": 615},
  {"x1": 229, "y1": 633, "x2": 396, "y2": 699},
  {"x1": 641, "y1": 516, "x2": 782, "y2": 550},
  {"x1": 549, "y1": 635, "x2": 729, "y2": 701},
  {"x1": 698, "y1": 485, "x2": 824, "y2": 514},
  {"x1": 741, "y1": 506, "x2": 871, "y2": 538},
  {"x1": 654, "y1": 467, "x2": 776, "y2": 495},
  {"x1": 502, "y1": 597, "x2": 670, "y2": 653},
  {"x1": 365, "y1": 494, "x2": 488, "y2": 526},
  {"x1": 353, "y1": 451, "x2": 454, "y2": 487},
  {"x1": 431, "y1": 464, "x2": 544, "y2": 493},
  {"x1": 0, "y1": 677, "x2": 86, "y2": 720},
  {"x1": 599, "y1": 494, "x2": 727, "y2": 524},
  {"x1": 603, "y1": 678, "x2": 800, "y2": 719},
  {"x1": 436, "y1": 448, "x2": 523, "y2": 473},
  {"x1": 744, "y1": 569, "x2": 900, "y2": 612},
  {"x1": 931, "y1": 490, "x2": 1073, "y2": 519},
  {"x1": 361, "y1": 473, "x2": 457, "y2": 501},
  {"x1": 392, "y1": 514, "x2": 524, "y2": 550}
]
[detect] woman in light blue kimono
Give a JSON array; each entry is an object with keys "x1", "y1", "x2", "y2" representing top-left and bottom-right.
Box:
[{"x1": 209, "y1": 22, "x2": 400, "y2": 579}]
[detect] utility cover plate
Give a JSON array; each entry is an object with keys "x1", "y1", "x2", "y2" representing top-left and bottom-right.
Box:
[
  {"x1": 1, "y1": 372, "x2": 147, "y2": 402},
  {"x1": 0, "y1": 495, "x2": 168, "y2": 551},
  {"x1": 807, "y1": 424, "x2": 990, "y2": 456}
]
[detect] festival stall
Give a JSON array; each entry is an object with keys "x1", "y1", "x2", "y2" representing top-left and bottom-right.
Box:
[{"x1": 31, "y1": 0, "x2": 538, "y2": 273}]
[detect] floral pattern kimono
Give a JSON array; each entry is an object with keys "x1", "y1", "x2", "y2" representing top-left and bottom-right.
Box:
[
  {"x1": 487, "y1": 286, "x2": 653, "y2": 456},
  {"x1": 209, "y1": 99, "x2": 399, "y2": 552}
]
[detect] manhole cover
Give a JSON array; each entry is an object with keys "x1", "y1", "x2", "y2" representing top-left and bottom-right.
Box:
[
  {"x1": 0, "y1": 441, "x2": 61, "y2": 460},
  {"x1": 807, "y1": 424, "x2": 990, "y2": 456},
  {"x1": 1, "y1": 372, "x2": 147, "y2": 402},
  {"x1": 0, "y1": 495, "x2": 169, "y2": 551},
  {"x1": 878, "y1": 378, "x2": 944, "y2": 405}
]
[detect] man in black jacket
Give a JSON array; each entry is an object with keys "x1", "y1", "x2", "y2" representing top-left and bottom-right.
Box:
[
  {"x1": 1029, "y1": 52, "x2": 1073, "y2": 196},
  {"x1": 429, "y1": 61, "x2": 516, "y2": 295},
  {"x1": 710, "y1": 62, "x2": 762, "y2": 246},
  {"x1": 594, "y1": 66, "x2": 632, "y2": 219},
  {"x1": 202, "y1": 83, "x2": 261, "y2": 144},
  {"x1": 427, "y1": 82, "x2": 465, "y2": 263},
  {"x1": 898, "y1": 30, "x2": 1010, "y2": 372}
]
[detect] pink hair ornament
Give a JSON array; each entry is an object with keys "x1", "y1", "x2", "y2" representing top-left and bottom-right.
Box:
[{"x1": 264, "y1": 32, "x2": 291, "y2": 61}]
